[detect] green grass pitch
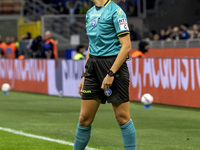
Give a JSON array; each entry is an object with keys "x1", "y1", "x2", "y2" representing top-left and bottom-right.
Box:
[{"x1": 0, "y1": 91, "x2": 200, "y2": 150}]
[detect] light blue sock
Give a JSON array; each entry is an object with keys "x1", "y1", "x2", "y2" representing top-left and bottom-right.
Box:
[
  {"x1": 120, "y1": 119, "x2": 136, "y2": 150},
  {"x1": 73, "y1": 124, "x2": 92, "y2": 150}
]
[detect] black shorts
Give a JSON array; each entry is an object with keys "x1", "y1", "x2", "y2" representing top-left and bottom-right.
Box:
[{"x1": 82, "y1": 55, "x2": 130, "y2": 104}]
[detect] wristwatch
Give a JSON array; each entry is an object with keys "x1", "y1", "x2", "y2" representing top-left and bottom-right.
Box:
[{"x1": 107, "y1": 70, "x2": 115, "y2": 77}]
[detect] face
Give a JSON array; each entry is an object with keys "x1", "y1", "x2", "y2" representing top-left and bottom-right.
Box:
[
  {"x1": 145, "y1": 45, "x2": 149, "y2": 50},
  {"x1": 45, "y1": 31, "x2": 51, "y2": 40},
  {"x1": 79, "y1": 47, "x2": 85, "y2": 53},
  {"x1": 153, "y1": 34, "x2": 160, "y2": 41},
  {"x1": 180, "y1": 25, "x2": 187, "y2": 31},
  {"x1": 142, "y1": 45, "x2": 149, "y2": 53},
  {"x1": 193, "y1": 24, "x2": 198, "y2": 31},
  {"x1": 113, "y1": 0, "x2": 126, "y2": 3},
  {"x1": 58, "y1": 2, "x2": 62, "y2": 6},
  {"x1": 42, "y1": 35, "x2": 45, "y2": 41},
  {"x1": 173, "y1": 27, "x2": 179, "y2": 33},
  {"x1": 5, "y1": 37, "x2": 11, "y2": 43},
  {"x1": 160, "y1": 30, "x2": 165, "y2": 36},
  {"x1": 10, "y1": 36, "x2": 16, "y2": 43}
]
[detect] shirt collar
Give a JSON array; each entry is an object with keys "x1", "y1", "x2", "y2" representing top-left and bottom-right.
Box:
[
  {"x1": 104, "y1": 0, "x2": 111, "y2": 7},
  {"x1": 95, "y1": 0, "x2": 111, "y2": 11}
]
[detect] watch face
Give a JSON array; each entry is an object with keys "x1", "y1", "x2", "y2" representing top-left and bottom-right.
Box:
[{"x1": 108, "y1": 70, "x2": 114, "y2": 76}]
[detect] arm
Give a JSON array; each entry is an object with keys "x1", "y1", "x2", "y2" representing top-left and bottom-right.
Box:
[
  {"x1": 16, "y1": 49, "x2": 19, "y2": 58},
  {"x1": 47, "y1": 50, "x2": 52, "y2": 59},
  {"x1": 83, "y1": 47, "x2": 90, "y2": 73},
  {"x1": 101, "y1": 34, "x2": 131, "y2": 90},
  {"x1": 49, "y1": 42, "x2": 54, "y2": 59},
  {"x1": 0, "y1": 49, "x2": 2, "y2": 58},
  {"x1": 110, "y1": 34, "x2": 131, "y2": 74},
  {"x1": 78, "y1": 47, "x2": 90, "y2": 96},
  {"x1": 14, "y1": 44, "x2": 18, "y2": 58}
]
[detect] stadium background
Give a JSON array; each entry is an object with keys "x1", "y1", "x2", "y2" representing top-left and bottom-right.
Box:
[
  {"x1": 0, "y1": 0, "x2": 200, "y2": 107},
  {"x1": 0, "y1": 0, "x2": 200, "y2": 150}
]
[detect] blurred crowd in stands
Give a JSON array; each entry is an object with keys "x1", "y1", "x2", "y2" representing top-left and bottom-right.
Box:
[
  {"x1": 41, "y1": 0, "x2": 80, "y2": 14},
  {"x1": 0, "y1": 31, "x2": 58, "y2": 59},
  {"x1": 147, "y1": 21, "x2": 200, "y2": 41},
  {"x1": 0, "y1": 31, "x2": 86, "y2": 60},
  {"x1": 40, "y1": 0, "x2": 137, "y2": 16}
]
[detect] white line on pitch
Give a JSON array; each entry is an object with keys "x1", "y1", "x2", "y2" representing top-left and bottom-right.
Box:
[{"x1": 0, "y1": 127, "x2": 100, "y2": 150}]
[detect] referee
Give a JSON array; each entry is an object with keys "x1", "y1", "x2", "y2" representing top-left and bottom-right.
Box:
[{"x1": 73, "y1": 0, "x2": 136, "y2": 150}]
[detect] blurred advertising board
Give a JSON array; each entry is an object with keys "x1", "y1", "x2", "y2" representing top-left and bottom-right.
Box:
[
  {"x1": 47, "y1": 59, "x2": 85, "y2": 97},
  {"x1": 0, "y1": 59, "x2": 48, "y2": 94},
  {"x1": 128, "y1": 58, "x2": 200, "y2": 108},
  {"x1": 130, "y1": 48, "x2": 200, "y2": 58},
  {"x1": 0, "y1": 57, "x2": 200, "y2": 108}
]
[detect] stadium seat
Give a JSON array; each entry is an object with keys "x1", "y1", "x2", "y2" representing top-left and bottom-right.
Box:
[{"x1": 0, "y1": 0, "x2": 22, "y2": 14}]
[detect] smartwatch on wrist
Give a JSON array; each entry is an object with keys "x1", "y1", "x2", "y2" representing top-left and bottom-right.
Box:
[{"x1": 107, "y1": 70, "x2": 115, "y2": 77}]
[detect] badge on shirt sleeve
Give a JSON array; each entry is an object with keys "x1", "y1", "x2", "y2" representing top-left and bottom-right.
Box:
[
  {"x1": 116, "y1": 8, "x2": 123, "y2": 15},
  {"x1": 118, "y1": 18, "x2": 129, "y2": 31}
]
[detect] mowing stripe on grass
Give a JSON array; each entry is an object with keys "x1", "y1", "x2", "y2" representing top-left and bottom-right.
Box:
[{"x1": 0, "y1": 127, "x2": 99, "y2": 150}]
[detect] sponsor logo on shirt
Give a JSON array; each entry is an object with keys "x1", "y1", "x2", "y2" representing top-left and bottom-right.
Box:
[
  {"x1": 118, "y1": 18, "x2": 129, "y2": 31},
  {"x1": 91, "y1": 14, "x2": 101, "y2": 17},
  {"x1": 91, "y1": 19, "x2": 97, "y2": 27},
  {"x1": 118, "y1": 18, "x2": 127, "y2": 23},
  {"x1": 82, "y1": 90, "x2": 92, "y2": 93}
]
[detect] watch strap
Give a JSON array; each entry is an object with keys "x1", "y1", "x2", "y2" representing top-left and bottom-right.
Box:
[{"x1": 81, "y1": 72, "x2": 86, "y2": 78}]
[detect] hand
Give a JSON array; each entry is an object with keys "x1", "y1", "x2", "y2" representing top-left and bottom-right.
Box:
[
  {"x1": 78, "y1": 77, "x2": 85, "y2": 96},
  {"x1": 101, "y1": 75, "x2": 114, "y2": 90}
]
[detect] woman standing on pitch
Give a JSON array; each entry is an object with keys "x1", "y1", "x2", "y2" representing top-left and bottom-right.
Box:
[{"x1": 73, "y1": 0, "x2": 136, "y2": 149}]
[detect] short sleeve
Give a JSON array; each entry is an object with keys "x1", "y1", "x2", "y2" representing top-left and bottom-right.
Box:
[{"x1": 113, "y1": 8, "x2": 130, "y2": 37}]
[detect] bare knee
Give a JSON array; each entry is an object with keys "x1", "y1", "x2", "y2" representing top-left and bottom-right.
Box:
[
  {"x1": 115, "y1": 114, "x2": 130, "y2": 125},
  {"x1": 79, "y1": 114, "x2": 93, "y2": 127}
]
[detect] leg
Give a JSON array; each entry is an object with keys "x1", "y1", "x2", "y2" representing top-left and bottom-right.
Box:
[
  {"x1": 112, "y1": 101, "x2": 131, "y2": 125},
  {"x1": 73, "y1": 99, "x2": 101, "y2": 150},
  {"x1": 112, "y1": 102, "x2": 136, "y2": 150},
  {"x1": 79, "y1": 99, "x2": 101, "y2": 126}
]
